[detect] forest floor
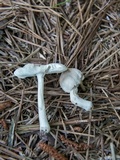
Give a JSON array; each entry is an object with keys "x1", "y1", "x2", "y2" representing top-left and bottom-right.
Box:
[{"x1": 0, "y1": 0, "x2": 120, "y2": 160}]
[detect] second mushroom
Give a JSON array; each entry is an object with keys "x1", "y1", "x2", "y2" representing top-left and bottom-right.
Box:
[{"x1": 59, "y1": 68, "x2": 92, "y2": 111}]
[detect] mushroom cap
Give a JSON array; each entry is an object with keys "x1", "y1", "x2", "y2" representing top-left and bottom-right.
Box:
[
  {"x1": 46, "y1": 63, "x2": 67, "y2": 74},
  {"x1": 14, "y1": 63, "x2": 67, "y2": 79},
  {"x1": 59, "y1": 68, "x2": 84, "y2": 93},
  {"x1": 14, "y1": 64, "x2": 42, "y2": 78}
]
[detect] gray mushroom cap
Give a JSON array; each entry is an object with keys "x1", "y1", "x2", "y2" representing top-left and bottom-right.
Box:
[
  {"x1": 59, "y1": 68, "x2": 84, "y2": 93},
  {"x1": 59, "y1": 68, "x2": 92, "y2": 111},
  {"x1": 14, "y1": 63, "x2": 67, "y2": 78}
]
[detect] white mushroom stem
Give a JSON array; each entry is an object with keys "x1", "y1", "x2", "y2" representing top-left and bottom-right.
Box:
[
  {"x1": 37, "y1": 73, "x2": 50, "y2": 133},
  {"x1": 14, "y1": 63, "x2": 67, "y2": 133},
  {"x1": 70, "y1": 88, "x2": 92, "y2": 111}
]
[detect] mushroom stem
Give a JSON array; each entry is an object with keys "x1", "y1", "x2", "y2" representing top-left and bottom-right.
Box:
[
  {"x1": 70, "y1": 88, "x2": 92, "y2": 111},
  {"x1": 37, "y1": 73, "x2": 50, "y2": 133}
]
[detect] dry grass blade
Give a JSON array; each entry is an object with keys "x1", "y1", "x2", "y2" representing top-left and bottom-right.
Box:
[
  {"x1": 66, "y1": 0, "x2": 116, "y2": 67},
  {"x1": 0, "y1": 146, "x2": 24, "y2": 160},
  {"x1": 8, "y1": 118, "x2": 15, "y2": 147}
]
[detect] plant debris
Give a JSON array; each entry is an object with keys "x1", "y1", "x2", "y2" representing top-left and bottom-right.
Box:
[
  {"x1": 0, "y1": 101, "x2": 12, "y2": 111},
  {"x1": 39, "y1": 142, "x2": 68, "y2": 160},
  {"x1": 0, "y1": 0, "x2": 120, "y2": 159}
]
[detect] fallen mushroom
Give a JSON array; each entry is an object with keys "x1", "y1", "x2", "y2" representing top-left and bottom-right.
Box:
[
  {"x1": 59, "y1": 68, "x2": 92, "y2": 111},
  {"x1": 14, "y1": 63, "x2": 67, "y2": 133}
]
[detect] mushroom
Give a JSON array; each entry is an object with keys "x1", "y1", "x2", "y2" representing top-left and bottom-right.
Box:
[
  {"x1": 14, "y1": 63, "x2": 67, "y2": 133},
  {"x1": 59, "y1": 68, "x2": 92, "y2": 111}
]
